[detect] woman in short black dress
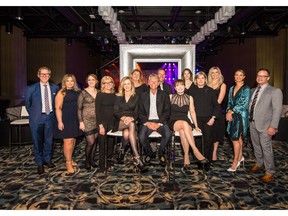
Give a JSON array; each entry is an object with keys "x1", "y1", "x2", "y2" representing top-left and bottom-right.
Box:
[
  {"x1": 169, "y1": 79, "x2": 208, "y2": 171},
  {"x1": 55, "y1": 74, "x2": 82, "y2": 174},
  {"x1": 78, "y1": 74, "x2": 99, "y2": 170}
]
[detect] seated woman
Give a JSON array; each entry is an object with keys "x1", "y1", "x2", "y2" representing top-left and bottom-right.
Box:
[
  {"x1": 114, "y1": 76, "x2": 146, "y2": 171},
  {"x1": 168, "y1": 79, "x2": 208, "y2": 172}
]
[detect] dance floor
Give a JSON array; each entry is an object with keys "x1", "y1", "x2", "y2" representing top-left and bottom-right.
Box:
[{"x1": 0, "y1": 138, "x2": 287, "y2": 210}]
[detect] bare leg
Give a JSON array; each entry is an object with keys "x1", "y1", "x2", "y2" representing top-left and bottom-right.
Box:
[
  {"x1": 230, "y1": 139, "x2": 241, "y2": 170},
  {"x1": 212, "y1": 142, "x2": 219, "y2": 161},
  {"x1": 178, "y1": 129, "x2": 190, "y2": 165},
  {"x1": 63, "y1": 138, "x2": 75, "y2": 173},
  {"x1": 174, "y1": 120, "x2": 206, "y2": 161}
]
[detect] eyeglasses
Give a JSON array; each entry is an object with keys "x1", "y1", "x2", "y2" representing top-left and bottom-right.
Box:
[
  {"x1": 103, "y1": 82, "x2": 112, "y2": 84},
  {"x1": 257, "y1": 75, "x2": 269, "y2": 78},
  {"x1": 39, "y1": 73, "x2": 50, "y2": 77}
]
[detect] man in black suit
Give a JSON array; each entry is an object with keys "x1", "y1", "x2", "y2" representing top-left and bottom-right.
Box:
[
  {"x1": 157, "y1": 68, "x2": 173, "y2": 95},
  {"x1": 138, "y1": 74, "x2": 171, "y2": 166}
]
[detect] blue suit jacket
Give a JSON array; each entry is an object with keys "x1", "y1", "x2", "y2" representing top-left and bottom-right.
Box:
[{"x1": 25, "y1": 82, "x2": 59, "y2": 125}]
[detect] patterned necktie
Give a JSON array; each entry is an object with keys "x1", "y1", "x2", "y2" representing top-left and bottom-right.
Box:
[
  {"x1": 44, "y1": 85, "x2": 50, "y2": 115},
  {"x1": 249, "y1": 86, "x2": 261, "y2": 121}
]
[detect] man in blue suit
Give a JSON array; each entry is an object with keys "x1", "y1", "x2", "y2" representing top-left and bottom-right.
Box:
[{"x1": 25, "y1": 67, "x2": 59, "y2": 175}]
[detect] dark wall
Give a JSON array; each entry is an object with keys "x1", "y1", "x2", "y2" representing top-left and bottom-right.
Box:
[{"x1": 204, "y1": 37, "x2": 257, "y2": 90}]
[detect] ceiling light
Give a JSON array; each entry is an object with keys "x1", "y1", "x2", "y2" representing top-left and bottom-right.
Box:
[
  {"x1": 67, "y1": 37, "x2": 72, "y2": 46},
  {"x1": 89, "y1": 14, "x2": 96, "y2": 19},
  {"x1": 195, "y1": 10, "x2": 202, "y2": 14},
  {"x1": 6, "y1": 23, "x2": 13, "y2": 34},
  {"x1": 15, "y1": 7, "x2": 23, "y2": 20},
  {"x1": 118, "y1": 10, "x2": 125, "y2": 14},
  {"x1": 89, "y1": 22, "x2": 95, "y2": 34}
]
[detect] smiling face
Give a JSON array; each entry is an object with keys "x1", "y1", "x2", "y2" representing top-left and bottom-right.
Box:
[
  {"x1": 38, "y1": 68, "x2": 51, "y2": 84},
  {"x1": 256, "y1": 70, "x2": 270, "y2": 86},
  {"x1": 157, "y1": 69, "x2": 166, "y2": 83},
  {"x1": 131, "y1": 71, "x2": 140, "y2": 82},
  {"x1": 65, "y1": 77, "x2": 75, "y2": 89},
  {"x1": 149, "y1": 75, "x2": 160, "y2": 90},
  {"x1": 195, "y1": 74, "x2": 206, "y2": 88},
  {"x1": 123, "y1": 79, "x2": 132, "y2": 92},
  {"x1": 211, "y1": 69, "x2": 220, "y2": 80},
  {"x1": 183, "y1": 70, "x2": 192, "y2": 81},
  {"x1": 234, "y1": 70, "x2": 245, "y2": 83},
  {"x1": 87, "y1": 75, "x2": 97, "y2": 88},
  {"x1": 174, "y1": 81, "x2": 185, "y2": 94}
]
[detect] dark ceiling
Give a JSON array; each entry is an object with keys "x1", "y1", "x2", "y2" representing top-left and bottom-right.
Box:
[{"x1": 1, "y1": 6, "x2": 288, "y2": 62}]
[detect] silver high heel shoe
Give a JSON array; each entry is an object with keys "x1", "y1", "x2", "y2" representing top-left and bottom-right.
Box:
[{"x1": 227, "y1": 161, "x2": 240, "y2": 172}]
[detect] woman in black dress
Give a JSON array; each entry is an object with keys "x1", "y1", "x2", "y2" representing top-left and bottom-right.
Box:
[
  {"x1": 181, "y1": 68, "x2": 195, "y2": 93},
  {"x1": 96, "y1": 76, "x2": 116, "y2": 173},
  {"x1": 77, "y1": 74, "x2": 99, "y2": 170},
  {"x1": 130, "y1": 69, "x2": 149, "y2": 96},
  {"x1": 55, "y1": 74, "x2": 82, "y2": 174},
  {"x1": 169, "y1": 79, "x2": 208, "y2": 171},
  {"x1": 207, "y1": 66, "x2": 227, "y2": 161},
  {"x1": 114, "y1": 76, "x2": 146, "y2": 171}
]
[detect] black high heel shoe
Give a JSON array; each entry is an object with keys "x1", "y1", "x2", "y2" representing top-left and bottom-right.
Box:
[
  {"x1": 200, "y1": 158, "x2": 209, "y2": 164},
  {"x1": 90, "y1": 159, "x2": 98, "y2": 168},
  {"x1": 117, "y1": 148, "x2": 125, "y2": 164},
  {"x1": 133, "y1": 157, "x2": 148, "y2": 172},
  {"x1": 85, "y1": 160, "x2": 91, "y2": 170}
]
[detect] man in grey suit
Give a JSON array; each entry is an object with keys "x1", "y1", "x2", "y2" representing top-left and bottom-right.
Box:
[{"x1": 249, "y1": 68, "x2": 283, "y2": 183}]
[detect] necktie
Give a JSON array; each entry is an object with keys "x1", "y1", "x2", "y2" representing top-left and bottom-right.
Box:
[
  {"x1": 44, "y1": 85, "x2": 50, "y2": 115},
  {"x1": 249, "y1": 86, "x2": 261, "y2": 121}
]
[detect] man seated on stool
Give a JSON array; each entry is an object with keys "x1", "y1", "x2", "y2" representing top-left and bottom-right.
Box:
[{"x1": 139, "y1": 74, "x2": 171, "y2": 166}]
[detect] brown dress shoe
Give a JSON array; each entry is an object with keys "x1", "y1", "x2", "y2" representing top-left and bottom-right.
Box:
[
  {"x1": 249, "y1": 164, "x2": 262, "y2": 172},
  {"x1": 261, "y1": 173, "x2": 273, "y2": 183}
]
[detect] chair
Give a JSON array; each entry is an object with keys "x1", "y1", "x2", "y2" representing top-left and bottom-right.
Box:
[{"x1": 6, "y1": 106, "x2": 32, "y2": 155}]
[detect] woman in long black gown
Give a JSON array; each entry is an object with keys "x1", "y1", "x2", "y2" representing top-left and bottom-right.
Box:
[{"x1": 95, "y1": 76, "x2": 116, "y2": 173}]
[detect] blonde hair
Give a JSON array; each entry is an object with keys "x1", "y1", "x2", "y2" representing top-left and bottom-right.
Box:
[
  {"x1": 194, "y1": 71, "x2": 207, "y2": 86},
  {"x1": 86, "y1": 74, "x2": 99, "y2": 88},
  {"x1": 100, "y1": 76, "x2": 115, "y2": 93},
  {"x1": 117, "y1": 76, "x2": 136, "y2": 96},
  {"x1": 129, "y1": 69, "x2": 144, "y2": 85},
  {"x1": 207, "y1": 66, "x2": 224, "y2": 88},
  {"x1": 181, "y1": 68, "x2": 193, "y2": 82},
  {"x1": 37, "y1": 66, "x2": 51, "y2": 75},
  {"x1": 60, "y1": 73, "x2": 80, "y2": 94}
]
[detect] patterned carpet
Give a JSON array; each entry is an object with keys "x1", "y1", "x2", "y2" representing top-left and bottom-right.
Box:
[{"x1": 0, "y1": 137, "x2": 287, "y2": 210}]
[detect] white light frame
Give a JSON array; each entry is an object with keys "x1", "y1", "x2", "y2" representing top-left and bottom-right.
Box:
[{"x1": 119, "y1": 44, "x2": 196, "y2": 80}]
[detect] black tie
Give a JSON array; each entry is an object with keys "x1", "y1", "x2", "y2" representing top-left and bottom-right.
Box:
[{"x1": 249, "y1": 86, "x2": 261, "y2": 122}]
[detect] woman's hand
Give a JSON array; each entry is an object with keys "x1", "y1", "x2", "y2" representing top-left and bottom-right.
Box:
[
  {"x1": 58, "y1": 122, "x2": 64, "y2": 131},
  {"x1": 207, "y1": 117, "x2": 215, "y2": 126},
  {"x1": 99, "y1": 125, "x2": 105, "y2": 135},
  {"x1": 79, "y1": 122, "x2": 85, "y2": 131},
  {"x1": 124, "y1": 116, "x2": 134, "y2": 125},
  {"x1": 195, "y1": 126, "x2": 202, "y2": 133}
]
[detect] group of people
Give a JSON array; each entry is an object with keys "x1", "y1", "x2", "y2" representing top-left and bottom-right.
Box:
[{"x1": 24, "y1": 66, "x2": 283, "y2": 183}]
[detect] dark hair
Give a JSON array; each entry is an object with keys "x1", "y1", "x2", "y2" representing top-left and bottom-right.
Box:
[
  {"x1": 174, "y1": 79, "x2": 185, "y2": 87},
  {"x1": 257, "y1": 68, "x2": 270, "y2": 75}
]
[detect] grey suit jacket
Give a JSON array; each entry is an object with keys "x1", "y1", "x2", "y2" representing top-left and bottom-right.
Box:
[{"x1": 250, "y1": 84, "x2": 283, "y2": 132}]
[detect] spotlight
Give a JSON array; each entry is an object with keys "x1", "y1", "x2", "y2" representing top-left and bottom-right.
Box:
[
  {"x1": 171, "y1": 37, "x2": 176, "y2": 44},
  {"x1": 127, "y1": 37, "x2": 134, "y2": 44},
  {"x1": 15, "y1": 7, "x2": 23, "y2": 20},
  {"x1": 6, "y1": 23, "x2": 13, "y2": 34},
  {"x1": 103, "y1": 37, "x2": 109, "y2": 44},
  {"x1": 185, "y1": 37, "x2": 191, "y2": 44},
  {"x1": 78, "y1": 25, "x2": 83, "y2": 33},
  {"x1": 67, "y1": 37, "x2": 72, "y2": 46}
]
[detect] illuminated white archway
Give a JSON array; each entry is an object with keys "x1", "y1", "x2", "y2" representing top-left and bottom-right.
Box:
[{"x1": 119, "y1": 44, "x2": 196, "y2": 79}]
